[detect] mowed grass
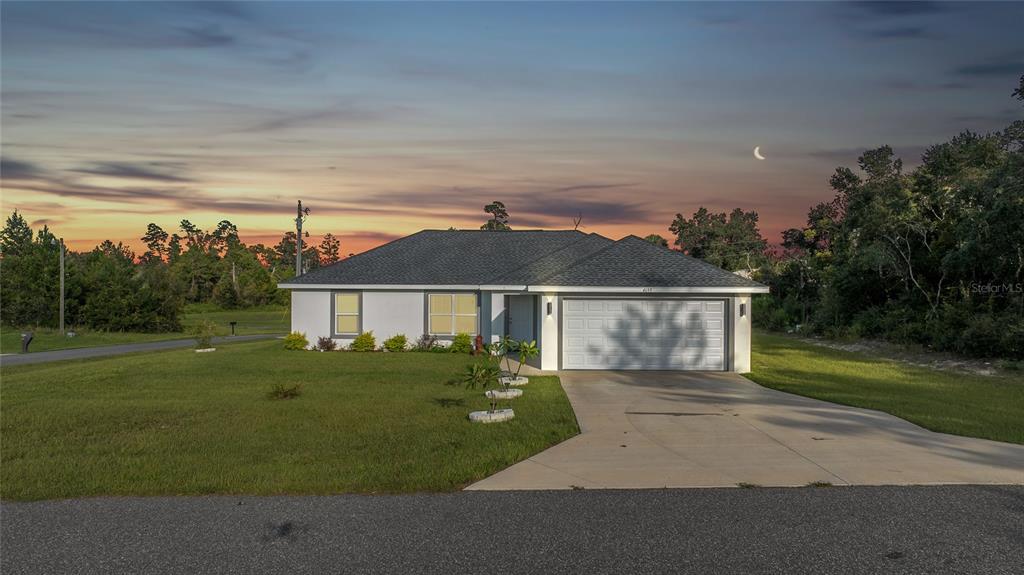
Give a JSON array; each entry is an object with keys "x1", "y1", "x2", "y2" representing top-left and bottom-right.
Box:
[
  {"x1": 178, "y1": 303, "x2": 289, "y2": 335},
  {"x1": 747, "y1": 331, "x2": 1024, "y2": 445},
  {"x1": 0, "y1": 305, "x2": 288, "y2": 354},
  {"x1": 0, "y1": 341, "x2": 579, "y2": 500}
]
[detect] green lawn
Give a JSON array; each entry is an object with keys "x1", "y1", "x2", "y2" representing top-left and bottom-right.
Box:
[
  {"x1": 0, "y1": 341, "x2": 579, "y2": 500},
  {"x1": 0, "y1": 304, "x2": 288, "y2": 354},
  {"x1": 747, "y1": 331, "x2": 1024, "y2": 445}
]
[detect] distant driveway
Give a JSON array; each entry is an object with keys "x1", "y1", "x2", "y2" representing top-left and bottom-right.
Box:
[
  {"x1": 0, "y1": 335, "x2": 279, "y2": 367},
  {"x1": 469, "y1": 371, "x2": 1024, "y2": 489}
]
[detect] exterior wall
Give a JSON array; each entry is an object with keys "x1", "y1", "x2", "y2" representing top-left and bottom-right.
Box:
[
  {"x1": 291, "y1": 288, "x2": 754, "y2": 370},
  {"x1": 539, "y1": 293, "x2": 559, "y2": 370},
  {"x1": 485, "y1": 292, "x2": 505, "y2": 344},
  {"x1": 732, "y1": 295, "x2": 752, "y2": 373},
  {"x1": 291, "y1": 290, "x2": 331, "y2": 348},
  {"x1": 362, "y1": 291, "x2": 425, "y2": 343}
]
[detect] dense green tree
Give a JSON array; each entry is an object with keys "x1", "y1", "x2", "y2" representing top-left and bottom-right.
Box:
[
  {"x1": 273, "y1": 231, "x2": 321, "y2": 274},
  {"x1": 481, "y1": 201, "x2": 511, "y2": 230},
  {"x1": 2, "y1": 215, "x2": 295, "y2": 331},
  {"x1": 0, "y1": 214, "x2": 64, "y2": 328},
  {"x1": 75, "y1": 241, "x2": 180, "y2": 332},
  {"x1": 319, "y1": 233, "x2": 341, "y2": 264},
  {"x1": 669, "y1": 207, "x2": 768, "y2": 271},
  {"x1": 643, "y1": 234, "x2": 669, "y2": 248},
  {"x1": 140, "y1": 223, "x2": 169, "y2": 262},
  {"x1": 0, "y1": 210, "x2": 33, "y2": 256},
  {"x1": 757, "y1": 83, "x2": 1024, "y2": 358}
]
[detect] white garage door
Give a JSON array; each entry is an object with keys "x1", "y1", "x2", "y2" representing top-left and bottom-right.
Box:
[{"x1": 562, "y1": 299, "x2": 726, "y2": 370}]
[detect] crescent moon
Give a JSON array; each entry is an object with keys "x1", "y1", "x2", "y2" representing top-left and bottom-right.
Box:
[{"x1": 753, "y1": 146, "x2": 766, "y2": 160}]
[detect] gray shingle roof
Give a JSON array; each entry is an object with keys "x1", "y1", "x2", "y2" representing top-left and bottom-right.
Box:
[
  {"x1": 490, "y1": 233, "x2": 613, "y2": 284},
  {"x1": 535, "y1": 235, "x2": 765, "y2": 288},
  {"x1": 284, "y1": 230, "x2": 765, "y2": 290},
  {"x1": 286, "y1": 230, "x2": 592, "y2": 285}
]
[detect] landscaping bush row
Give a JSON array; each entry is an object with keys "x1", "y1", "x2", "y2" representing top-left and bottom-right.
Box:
[{"x1": 284, "y1": 331, "x2": 478, "y2": 353}]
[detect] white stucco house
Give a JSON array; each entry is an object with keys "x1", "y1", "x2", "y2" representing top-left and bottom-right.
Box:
[{"x1": 279, "y1": 230, "x2": 768, "y2": 372}]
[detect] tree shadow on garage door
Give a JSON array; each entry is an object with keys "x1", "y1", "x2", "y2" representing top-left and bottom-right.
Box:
[{"x1": 582, "y1": 302, "x2": 715, "y2": 370}]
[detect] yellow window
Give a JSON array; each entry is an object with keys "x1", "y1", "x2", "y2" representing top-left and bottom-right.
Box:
[
  {"x1": 429, "y1": 294, "x2": 451, "y2": 314},
  {"x1": 454, "y1": 315, "x2": 476, "y2": 334},
  {"x1": 336, "y1": 315, "x2": 358, "y2": 334},
  {"x1": 428, "y1": 293, "x2": 478, "y2": 335},
  {"x1": 454, "y1": 294, "x2": 476, "y2": 315},
  {"x1": 336, "y1": 293, "x2": 359, "y2": 314},
  {"x1": 429, "y1": 315, "x2": 453, "y2": 334},
  {"x1": 334, "y1": 292, "x2": 360, "y2": 334}
]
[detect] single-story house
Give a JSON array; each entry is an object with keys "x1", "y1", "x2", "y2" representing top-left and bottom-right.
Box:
[{"x1": 279, "y1": 230, "x2": 768, "y2": 372}]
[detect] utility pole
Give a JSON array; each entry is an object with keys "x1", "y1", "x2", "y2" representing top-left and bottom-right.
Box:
[
  {"x1": 59, "y1": 237, "x2": 65, "y2": 335},
  {"x1": 52, "y1": 237, "x2": 65, "y2": 334},
  {"x1": 295, "y1": 200, "x2": 310, "y2": 276}
]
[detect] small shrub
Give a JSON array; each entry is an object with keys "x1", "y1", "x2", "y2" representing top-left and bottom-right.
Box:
[
  {"x1": 349, "y1": 331, "x2": 376, "y2": 351},
  {"x1": 190, "y1": 319, "x2": 217, "y2": 349},
  {"x1": 267, "y1": 383, "x2": 302, "y2": 400},
  {"x1": 414, "y1": 334, "x2": 438, "y2": 351},
  {"x1": 450, "y1": 333, "x2": 473, "y2": 354},
  {"x1": 316, "y1": 337, "x2": 337, "y2": 352},
  {"x1": 956, "y1": 315, "x2": 1002, "y2": 358},
  {"x1": 283, "y1": 332, "x2": 309, "y2": 351},
  {"x1": 805, "y1": 481, "x2": 833, "y2": 488},
  {"x1": 383, "y1": 334, "x2": 408, "y2": 352},
  {"x1": 458, "y1": 362, "x2": 501, "y2": 389}
]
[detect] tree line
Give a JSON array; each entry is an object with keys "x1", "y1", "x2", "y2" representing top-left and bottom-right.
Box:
[
  {"x1": 0, "y1": 215, "x2": 343, "y2": 332},
  {"x1": 667, "y1": 78, "x2": 1024, "y2": 359}
]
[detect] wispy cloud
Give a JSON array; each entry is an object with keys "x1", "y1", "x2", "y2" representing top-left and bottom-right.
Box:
[
  {"x1": 1, "y1": 157, "x2": 45, "y2": 180},
  {"x1": 369, "y1": 182, "x2": 657, "y2": 228},
  {"x1": 73, "y1": 162, "x2": 193, "y2": 183},
  {"x1": 849, "y1": 1, "x2": 947, "y2": 18},
  {"x1": 952, "y1": 53, "x2": 1024, "y2": 78},
  {"x1": 866, "y1": 26, "x2": 931, "y2": 40},
  {"x1": 879, "y1": 79, "x2": 968, "y2": 92},
  {"x1": 839, "y1": 1, "x2": 947, "y2": 42},
  {"x1": 238, "y1": 104, "x2": 410, "y2": 133},
  {"x1": 176, "y1": 24, "x2": 236, "y2": 48}
]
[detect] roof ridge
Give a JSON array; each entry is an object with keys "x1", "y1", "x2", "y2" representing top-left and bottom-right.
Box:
[
  {"x1": 485, "y1": 232, "x2": 607, "y2": 284},
  {"x1": 530, "y1": 234, "x2": 625, "y2": 285}
]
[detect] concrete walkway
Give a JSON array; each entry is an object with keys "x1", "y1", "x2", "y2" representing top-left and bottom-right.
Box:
[
  {"x1": 468, "y1": 371, "x2": 1024, "y2": 489},
  {"x1": 0, "y1": 334, "x2": 280, "y2": 367}
]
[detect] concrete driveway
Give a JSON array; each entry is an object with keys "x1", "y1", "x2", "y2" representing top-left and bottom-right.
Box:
[{"x1": 468, "y1": 371, "x2": 1024, "y2": 489}]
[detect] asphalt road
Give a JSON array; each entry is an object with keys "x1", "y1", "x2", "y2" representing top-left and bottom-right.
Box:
[
  {"x1": 3, "y1": 486, "x2": 1022, "y2": 574},
  {"x1": 0, "y1": 334, "x2": 279, "y2": 367}
]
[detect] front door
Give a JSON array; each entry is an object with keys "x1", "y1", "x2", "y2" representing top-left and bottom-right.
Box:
[{"x1": 506, "y1": 295, "x2": 536, "y2": 343}]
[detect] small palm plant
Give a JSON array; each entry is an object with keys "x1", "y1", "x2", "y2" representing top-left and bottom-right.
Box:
[
  {"x1": 513, "y1": 340, "x2": 539, "y2": 378},
  {"x1": 497, "y1": 335, "x2": 518, "y2": 377},
  {"x1": 460, "y1": 362, "x2": 502, "y2": 412}
]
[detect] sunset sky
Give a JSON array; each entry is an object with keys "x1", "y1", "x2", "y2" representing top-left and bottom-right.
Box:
[{"x1": 2, "y1": 1, "x2": 1022, "y2": 255}]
